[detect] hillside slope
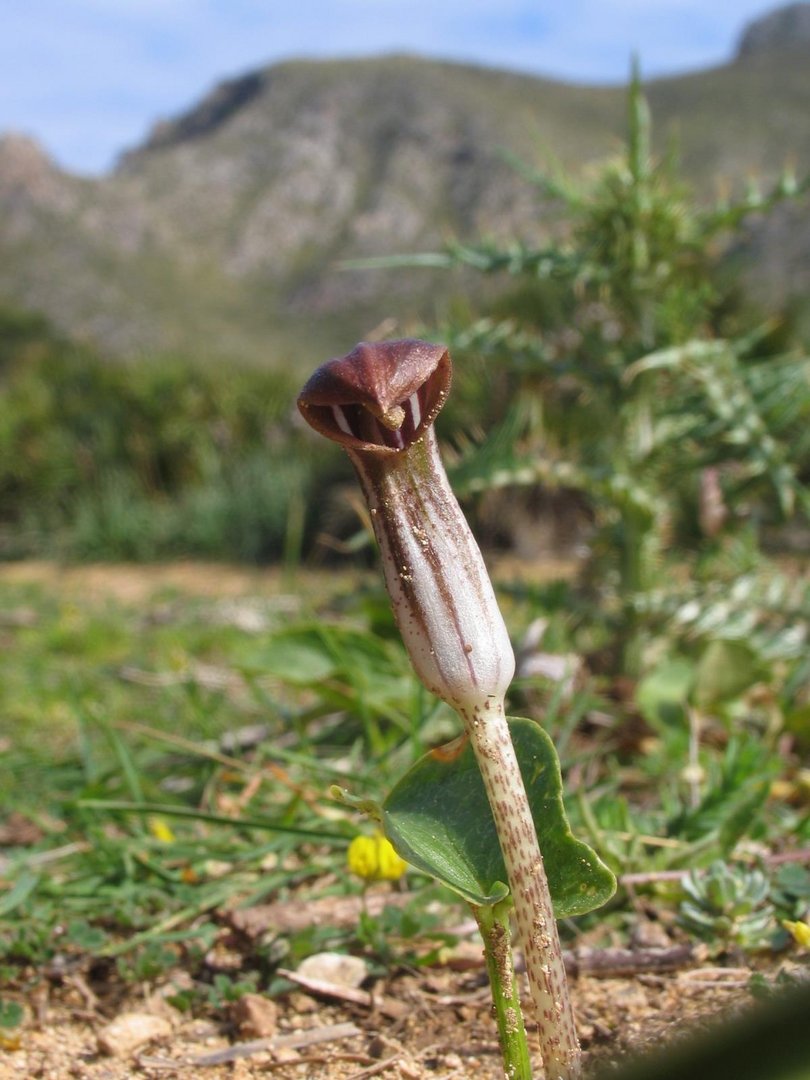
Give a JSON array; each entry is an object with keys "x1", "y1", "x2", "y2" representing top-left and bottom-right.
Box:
[{"x1": 1, "y1": 37, "x2": 809, "y2": 365}]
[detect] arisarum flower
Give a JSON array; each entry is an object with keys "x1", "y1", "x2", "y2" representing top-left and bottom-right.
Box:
[
  {"x1": 298, "y1": 339, "x2": 515, "y2": 717},
  {"x1": 299, "y1": 339, "x2": 582, "y2": 1079}
]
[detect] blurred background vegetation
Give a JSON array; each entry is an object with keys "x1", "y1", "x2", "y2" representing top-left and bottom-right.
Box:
[
  {"x1": 0, "y1": 309, "x2": 346, "y2": 565},
  {"x1": 2, "y1": 79, "x2": 808, "y2": 571},
  {"x1": 2, "y1": 77, "x2": 808, "y2": 730},
  {"x1": 1, "y1": 71, "x2": 809, "y2": 1058}
]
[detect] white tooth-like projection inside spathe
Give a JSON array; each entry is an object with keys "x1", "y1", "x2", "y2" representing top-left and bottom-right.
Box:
[
  {"x1": 408, "y1": 392, "x2": 422, "y2": 430},
  {"x1": 331, "y1": 405, "x2": 353, "y2": 437},
  {"x1": 327, "y1": 386, "x2": 428, "y2": 450}
]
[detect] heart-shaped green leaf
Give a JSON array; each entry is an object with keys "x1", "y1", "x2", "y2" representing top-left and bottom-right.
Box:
[{"x1": 381, "y1": 716, "x2": 616, "y2": 913}]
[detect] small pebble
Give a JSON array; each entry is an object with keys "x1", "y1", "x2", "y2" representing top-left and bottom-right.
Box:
[
  {"x1": 230, "y1": 993, "x2": 278, "y2": 1039},
  {"x1": 287, "y1": 991, "x2": 318, "y2": 1013},
  {"x1": 630, "y1": 919, "x2": 671, "y2": 949},
  {"x1": 272, "y1": 1046, "x2": 302, "y2": 1063},
  {"x1": 614, "y1": 984, "x2": 649, "y2": 1009},
  {"x1": 297, "y1": 951, "x2": 368, "y2": 989},
  {"x1": 204, "y1": 943, "x2": 244, "y2": 972},
  {"x1": 97, "y1": 1012, "x2": 173, "y2": 1057}
]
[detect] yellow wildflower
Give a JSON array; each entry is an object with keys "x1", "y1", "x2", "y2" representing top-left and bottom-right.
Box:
[
  {"x1": 348, "y1": 833, "x2": 407, "y2": 882},
  {"x1": 783, "y1": 919, "x2": 810, "y2": 949},
  {"x1": 148, "y1": 816, "x2": 175, "y2": 843}
]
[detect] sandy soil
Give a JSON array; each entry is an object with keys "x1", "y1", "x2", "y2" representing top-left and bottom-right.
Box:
[
  {"x1": 0, "y1": 561, "x2": 777, "y2": 1077},
  {"x1": 1, "y1": 946, "x2": 758, "y2": 1080}
]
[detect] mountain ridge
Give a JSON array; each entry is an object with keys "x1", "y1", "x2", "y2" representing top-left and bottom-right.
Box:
[
  {"x1": 1, "y1": 11, "x2": 809, "y2": 365},
  {"x1": 737, "y1": 2, "x2": 810, "y2": 56}
]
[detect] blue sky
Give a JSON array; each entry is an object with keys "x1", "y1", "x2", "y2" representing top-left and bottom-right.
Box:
[{"x1": 0, "y1": 0, "x2": 779, "y2": 175}]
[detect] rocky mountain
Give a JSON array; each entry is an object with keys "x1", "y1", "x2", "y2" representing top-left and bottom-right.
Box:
[
  {"x1": 737, "y1": 2, "x2": 810, "y2": 56},
  {"x1": 1, "y1": 6, "x2": 810, "y2": 367}
]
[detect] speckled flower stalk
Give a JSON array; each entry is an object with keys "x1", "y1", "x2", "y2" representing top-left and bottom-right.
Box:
[{"x1": 298, "y1": 340, "x2": 581, "y2": 1079}]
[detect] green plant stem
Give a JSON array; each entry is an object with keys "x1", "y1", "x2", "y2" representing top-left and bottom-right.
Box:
[
  {"x1": 475, "y1": 899, "x2": 533, "y2": 1080},
  {"x1": 618, "y1": 502, "x2": 651, "y2": 678},
  {"x1": 461, "y1": 700, "x2": 581, "y2": 1080},
  {"x1": 76, "y1": 800, "x2": 348, "y2": 842}
]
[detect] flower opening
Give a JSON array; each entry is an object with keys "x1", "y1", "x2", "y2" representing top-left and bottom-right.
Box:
[{"x1": 297, "y1": 339, "x2": 450, "y2": 453}]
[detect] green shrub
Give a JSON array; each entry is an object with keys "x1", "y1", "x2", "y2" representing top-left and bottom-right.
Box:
[{"x1": 0, "y1": 312, "x2": 347, "y2": 563}]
